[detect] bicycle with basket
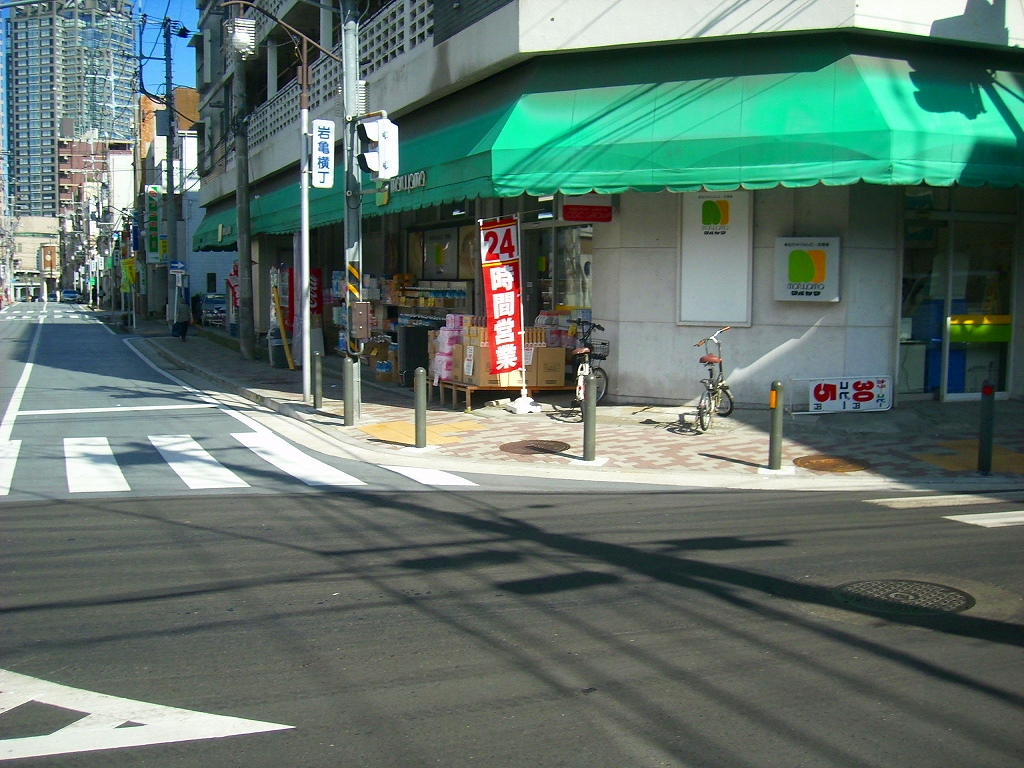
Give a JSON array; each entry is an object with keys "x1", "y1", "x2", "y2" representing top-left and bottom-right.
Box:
[{"x1": 569, "y1": 318, "x2": 610, "y2": 405}]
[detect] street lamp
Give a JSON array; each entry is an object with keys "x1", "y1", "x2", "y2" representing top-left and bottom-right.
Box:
[{"x1": 223, "y1": 0, "x2": 341, "y2": 403}]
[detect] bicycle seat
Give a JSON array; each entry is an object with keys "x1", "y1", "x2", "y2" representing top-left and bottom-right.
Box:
[
  {"x1": 573, "y1": 346, "x2": 591, "y2": 355},
  {"x1": 700, "y1": 354, "x2": 722, "y2": 365}
]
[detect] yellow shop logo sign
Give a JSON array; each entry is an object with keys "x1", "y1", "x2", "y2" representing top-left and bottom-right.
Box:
[{"x1": 701, "y1": 199, "x2": 730, "y2": 236}]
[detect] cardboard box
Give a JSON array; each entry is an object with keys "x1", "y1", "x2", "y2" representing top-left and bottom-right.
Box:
[
  {"x1": 470, "y1": 346, "x2": 500, "y2": 386},
  {"x1": 498, "y1": 370, "x2": 524, "y2": 388},
  {"x1": 451, "y1": 344, "x2": 465, "y2": 383},
  {"x1": 528, "y1": 346, "x2": 567, "y2": 386}
]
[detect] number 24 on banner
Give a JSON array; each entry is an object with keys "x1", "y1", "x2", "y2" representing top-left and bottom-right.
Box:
[{"x1": 480, "y1": 217, "x2": 519, "y2": 263}]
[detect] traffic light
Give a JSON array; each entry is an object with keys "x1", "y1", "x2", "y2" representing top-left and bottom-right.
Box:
[{"x1": 356, "y1": 117, "x2": 399, "y2": 180}]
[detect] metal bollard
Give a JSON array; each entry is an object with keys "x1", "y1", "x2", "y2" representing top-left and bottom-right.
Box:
[
  {"x1": 414, "y1": 367, "x2": 427, "y2": 449},
  {"x1": 313, "y1": 351, "x2": 323, "y2": 410},
  {"x1": 583, "y1": 373, "x2": 597, "y2": 462},
  {"x1": 768, "y1": 380, "x2": 784, "y2": 470},
  {"x1": 343, "y1": 356, "x2": 355, "y2": 426},
  {"x1": 978, "y1": 380, "x2": 995, "y2": 475}
]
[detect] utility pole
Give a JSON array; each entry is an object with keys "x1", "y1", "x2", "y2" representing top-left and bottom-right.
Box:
[
  {"x1": 342, "y1": 0, "x2": 362, "y2": 419},
  {"x1": 164, "y1": 18, "x2": 179, "y2": 320},
  {"x1": 233, "y1": 39, "x2": 256, "y2": 359}
]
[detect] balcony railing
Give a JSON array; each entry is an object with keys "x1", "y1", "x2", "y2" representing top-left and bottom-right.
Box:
[{"x1": 205, "y1": 0, "x2": 433, "y2": 185}]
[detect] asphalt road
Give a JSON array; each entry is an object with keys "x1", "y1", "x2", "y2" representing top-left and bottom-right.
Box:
[{"x1": 2, "y1": 303, "x2": 1023, "y2": 766}]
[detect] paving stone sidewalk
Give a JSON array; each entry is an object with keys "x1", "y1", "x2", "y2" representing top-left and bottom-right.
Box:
[{"x1": 123, "y1": 316, "x2": 1024, "y2": 490}]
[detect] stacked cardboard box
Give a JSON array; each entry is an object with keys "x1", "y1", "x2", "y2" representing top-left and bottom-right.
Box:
[{"x1": 451, "y1": 344, "x2": 565, "y2": 387}]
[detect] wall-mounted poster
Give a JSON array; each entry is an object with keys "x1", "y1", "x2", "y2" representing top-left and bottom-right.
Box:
[
  {"x1": 774, "y1": 237, "x2": 841, "y2": 302},
  {"x1": 679, "y1": 191, "x2": 752, "y2": 325},
  {"x1": 423, "y1": 227, "x2": 459, "y2": 278}
]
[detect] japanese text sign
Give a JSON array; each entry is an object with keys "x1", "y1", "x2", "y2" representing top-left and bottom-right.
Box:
[
  {"x1": 480, "y1": 216, "x2": 523, "y2": 375},
  {"x1": 809, "y1": 376, "x2": 891, "y2": 412},
  {"x1": 146, "y1": 185, "x2": 160, "y2": 251},
  {"x1": 311, "y1": 119, "x2": 335, "y2": 189}
]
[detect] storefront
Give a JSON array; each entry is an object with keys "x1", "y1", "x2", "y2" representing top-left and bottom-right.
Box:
[{"x1": 356, "y1": 31, "x2": 1024, "y2": 407}]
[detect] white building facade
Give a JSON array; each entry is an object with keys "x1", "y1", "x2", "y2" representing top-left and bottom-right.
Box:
[{"x1": 195, "y1": 0, "x2": 1024, "y2": 408}]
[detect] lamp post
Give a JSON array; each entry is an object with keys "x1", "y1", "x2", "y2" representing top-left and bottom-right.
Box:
[{"x1": 223, "y1": 0, "x2": 341, "y2": 403}]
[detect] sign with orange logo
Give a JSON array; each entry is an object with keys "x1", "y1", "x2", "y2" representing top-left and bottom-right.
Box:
[
  {"x1": 680, "y1": 191, "x2": 752, "y2": 325},
  {"x1": 774, "y1": 237, "x2": 840, "y2": 302}
]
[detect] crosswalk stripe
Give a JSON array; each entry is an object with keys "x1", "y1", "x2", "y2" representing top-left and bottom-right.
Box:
[
  {"x1": 0, "y1": 440, "x2": 21, "y2": 496},
  {"x1": 232, "y1": 431, "x2": 366, "y2": 486},
  {"x1": 149, "y1": 435, "x2": 250, "y2": 490},
  {"x1": 866, "y1": 492, "x2": 1024, "y2": 509},
  {"x1": 64, "y1": 437, "x2": 131, "y2": 493},
  {"x1": 381, "y1": 465, "x2": 478, "y2": 487},
  {"x1": 943, "y1": 511, "x2": 1024, "y2": 528}
]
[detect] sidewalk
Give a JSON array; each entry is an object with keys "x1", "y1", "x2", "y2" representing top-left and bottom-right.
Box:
[{"x1": 118, "y1": 314, "x2": 1024, "y2": 491}]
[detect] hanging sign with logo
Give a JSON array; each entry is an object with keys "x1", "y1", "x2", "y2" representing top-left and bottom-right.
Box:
[
  {"x1": 479, "y1": 215, "x2": 524, "y2": 376},
  {"x1": 774, "y1": 237, "x2": 841, "y2": 302},
  {"x1": 311, "y1": 119, "x2": 335, "y2": 189},
  {"x1": 146, "y1": 185, "x2": 161, "y2": 251}
]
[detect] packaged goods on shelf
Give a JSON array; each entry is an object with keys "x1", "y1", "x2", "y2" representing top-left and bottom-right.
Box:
[
  {"x1": 436, "y1": 327, "x2": 462, "y2": 353},
  {"x1": 432, "y1": 351, "x2": 454, "y2": 382}
]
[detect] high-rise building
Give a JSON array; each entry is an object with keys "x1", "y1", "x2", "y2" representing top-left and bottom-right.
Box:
[{"x1": 4, "y1": 0, "x2": 135, "y2": 219}]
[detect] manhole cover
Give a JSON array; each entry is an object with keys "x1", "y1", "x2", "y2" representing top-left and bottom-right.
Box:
[
  {"x1": 834, "y1": 579, "x2": 975, "y2": 616},
  {"x1": 500, "y1": 440, "x2": 571, "y2": 456},
  {"x1": 793, "y1": 454, "x2": 868, "y2": 472}
]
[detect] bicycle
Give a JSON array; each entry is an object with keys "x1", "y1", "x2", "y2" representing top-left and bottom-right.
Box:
[
  {"x1": 694, "y1": 326, "x2": 734, "y2": 431},
  {"x1": 570, "y1": 318, "x2": 609, "y2": 405}
]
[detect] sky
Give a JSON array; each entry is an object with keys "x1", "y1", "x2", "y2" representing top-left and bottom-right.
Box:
[{"x1": 136, "y1": 0, "x2": 200, "y2": 93}]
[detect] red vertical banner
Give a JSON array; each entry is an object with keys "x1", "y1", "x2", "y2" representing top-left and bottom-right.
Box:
[{"x1": 480, "y1": 216, "x2": 524, "y2": 376}]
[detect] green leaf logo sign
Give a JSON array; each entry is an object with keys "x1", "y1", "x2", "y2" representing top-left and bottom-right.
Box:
[
  {"x1": 701, "y1": 199, "x2": 730, "y2": 227},
  {"x1": 788, "y1": 249, "x2": 826, "y2": 283}
]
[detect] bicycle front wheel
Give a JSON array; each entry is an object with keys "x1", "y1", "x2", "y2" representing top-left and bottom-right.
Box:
[
  {"x1": 716, "y1": 386, "x2": 734, "y2": 417},
  {"x1": 697, "y1": 390, "x2": 714, "y2": 431},
  {"x1": 591, "y1": 366, "x2": 609, "y2": 402}
]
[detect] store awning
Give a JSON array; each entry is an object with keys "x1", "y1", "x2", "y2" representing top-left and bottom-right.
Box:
[
  {"x1": 192, "y1": 206, "x2": 239, "y2": 251},
  {"x1": 192, "y1": 186, "x2": 347, "y2": 250},
  {"x1": 368, "y1": 34, "x2": 1024, "y2": 214}
]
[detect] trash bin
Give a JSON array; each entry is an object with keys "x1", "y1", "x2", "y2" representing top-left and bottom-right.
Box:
[{"x1": 268, "y1": 325, "x2": 290, "y2": 368}]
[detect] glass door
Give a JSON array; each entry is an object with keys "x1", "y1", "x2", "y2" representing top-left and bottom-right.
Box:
[{"x1": 900, "y1": 217, "x2": 1013, "y2": 399}]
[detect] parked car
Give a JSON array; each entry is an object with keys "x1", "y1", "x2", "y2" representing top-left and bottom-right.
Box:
[
  {"x1": 48, "y1": 293, "x2": 58, "y2": 302},
  {"x1": 200, "y1": 293, "x2": 227, "y2": 326},
  {"x1": 60, "y1": 289, "x2": 81, "y2": 303}
]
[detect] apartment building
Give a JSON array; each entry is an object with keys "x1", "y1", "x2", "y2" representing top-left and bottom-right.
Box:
[{"x1": 194, "y1": 0, "x2": 1024, "y2": 408}]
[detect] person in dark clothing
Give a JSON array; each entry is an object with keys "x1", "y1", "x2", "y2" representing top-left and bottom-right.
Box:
[{"x1": 172, "y1": 302, "x2": 192, "y2": 341}]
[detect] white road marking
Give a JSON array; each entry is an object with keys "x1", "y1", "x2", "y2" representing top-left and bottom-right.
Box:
[
  {"x1": 867, "y1": 492, "x2": 1024, "y2": 509},
  {"x1": 0, "y1": 317, "x2": 43, "y2": 443},
  {"x1": 149, "y1": 435, "x2": 250, "y2": 489},
  {"x1": 381, "y1": 465, "x2": 477, "y2": 486},
  {"x1": 19, "y1": 403, "x2": 218, "y2": 416},
  {"x1": 0, "y1": 668, "x2": 293, "y2": 760},
  {"x1": 64, "y1": 437, "x2": 130, "y2": 493},
  {"x1": 943, "y1": 511, "x2": 1024, "y2": 528},
  {"x1": 0, "y1": 441, "x2": 20, "y2": 496},
  {"x1": 233, "y1": 431, "x2": 366, "y2": 486}
]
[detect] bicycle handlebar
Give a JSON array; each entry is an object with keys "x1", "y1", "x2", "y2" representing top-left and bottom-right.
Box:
[
  {"x1": 574, "y1": 318, "x2": 605, "y2": 332},
  {"x1": 694, "y1": 326, "x2": 731, "y2": 347}
]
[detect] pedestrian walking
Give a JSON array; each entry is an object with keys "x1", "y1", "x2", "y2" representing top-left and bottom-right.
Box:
[{"x1": 172, "y1": 302, "x2": 192, "y2": 342}]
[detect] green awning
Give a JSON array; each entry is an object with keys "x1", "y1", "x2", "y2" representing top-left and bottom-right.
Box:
[
  {"x1": 368, "y1": 34, "x2": 1024, "y2": 214},
  {"x1": 193, "y1": 186, "x2": 347, "y2": 250},
  {"x1": 192, "y1": 206, "x2": 238, "y2": 250}
]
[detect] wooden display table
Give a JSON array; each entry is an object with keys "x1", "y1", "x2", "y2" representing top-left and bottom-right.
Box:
[{"x1": 439, "y1": 380, "x2": 574, "y2": 412}]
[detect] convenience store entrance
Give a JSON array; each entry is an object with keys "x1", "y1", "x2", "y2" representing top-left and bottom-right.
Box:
[
  {"x1": 521, "y1": 224, "x2": 594, "y2": 325},
  {"x1": 900, "y1": 188, "x2": 1015, "y2": 400}
]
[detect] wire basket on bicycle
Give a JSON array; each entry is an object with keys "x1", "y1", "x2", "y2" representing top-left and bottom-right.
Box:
[{"x1": 569, "y1": 318, "x2": 611, "y2": 403}]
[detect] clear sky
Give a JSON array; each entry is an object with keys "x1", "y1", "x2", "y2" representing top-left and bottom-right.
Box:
[{"x1": 136, "y1": 0, "x2": 199, "y2": 92}]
